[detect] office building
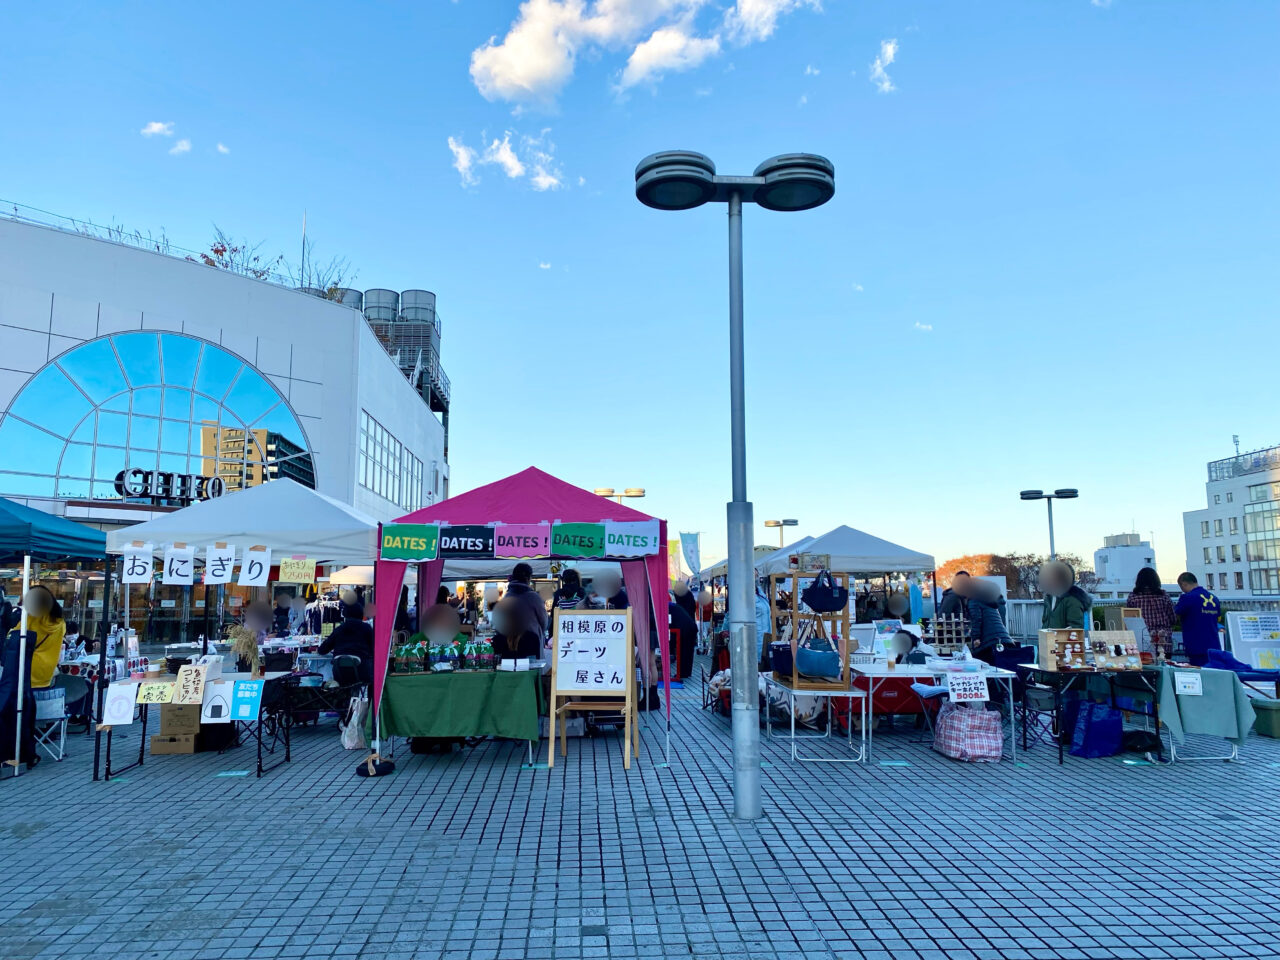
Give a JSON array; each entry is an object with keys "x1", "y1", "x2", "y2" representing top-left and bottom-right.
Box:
[{"x1": 1183, "y1": 445, "x2": 1280, "y2": 599}]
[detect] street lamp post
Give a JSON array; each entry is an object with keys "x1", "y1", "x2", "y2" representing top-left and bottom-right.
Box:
[
  {"x1": 637, "y1": 151, "x2": 834, "y2": 821},
  {"x1": 594, "y1": 487, "x2": 646, "y2": 505},
  {"x1": 1019, "y1": 488, "x2": 1079, "y2": 559},
  {"x1": 764, "y1": 519, "x2": 799, "y2": 548}
]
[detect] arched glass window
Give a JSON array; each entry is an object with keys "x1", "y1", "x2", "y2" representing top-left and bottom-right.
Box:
[{"x1": 0, "y1": 332, "x2": 315, "y2": 504}]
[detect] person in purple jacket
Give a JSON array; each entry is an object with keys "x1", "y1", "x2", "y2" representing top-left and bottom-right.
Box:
[{"x1": 1174, "y1": 572, "x2": 1222, "y2": 666}]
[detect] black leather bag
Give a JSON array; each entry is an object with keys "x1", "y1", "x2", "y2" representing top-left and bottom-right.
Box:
[{"x1": 801, "y1": 571, "x2": 848, "y2": 614}]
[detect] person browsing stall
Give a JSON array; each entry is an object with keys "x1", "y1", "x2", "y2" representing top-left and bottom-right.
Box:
[
  {"x1": 1174, "y1": 572, "x2": 1222, "y2": 666},
  {"x1": 1125, "y1": 567, "x2": 1176, "y2": 658},
  {"x1": 318, "y1": 603, "x2": 376, "y2": 684},
  {"x1": 1039, "y1": 560, "x2": 1092, "y2": 630},
  {"x1": 23, "y1": 585, "x2": 66, "y2": 691},
  {"x1": 493, "y1": 563, "x2": 547, "y2": 658}
]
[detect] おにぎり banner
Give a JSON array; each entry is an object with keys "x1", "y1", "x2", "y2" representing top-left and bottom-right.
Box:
[
  {"x1": 494, "y1": 523, "x2": 550, "y2": 559},
  {"x1": 380, "y1": 524, "x2": 440, "y2": 562}
]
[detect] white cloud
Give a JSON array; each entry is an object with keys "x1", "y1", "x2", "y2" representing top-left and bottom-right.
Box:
[
  {"x1": 695, "y1": 86, "x2": 712, "y2": 96},
  {"x1": 169, "y1": 139, "x2": 191, "y2": 155},
  {"x1": 804, "y1": 63, "x2": 819, "y2": 75},
  {"x1": 469, "y1": 0, "x2": 815, "y2": 106},
  {"x1": 484, "y1": 132, "x2": 526, "y2": 178},
  {"x1": 539, "y1": 261, "x2": 552, "y2": 269},
  {"x1": 216, "y1": 143, "x2": 230, "y2": 154},
  {"x1": 1091, "y1": 0, "x2": 1112, "y2": 6},
  {"x1": 448, "y1": 128, "x2": 566, "y2": 191},
  {"x1": 914, "y1": 321, "x2": 932, "y2": 332},
  {"x1": 140, "y1": 121, "x2": 173, "y2": 137},
  {"x1": 797, "y1": 94, "x2": 807, "y2": 106},
  {"x1": 870, "y1": 38, "x2": 898, "y2": 93},
  {"x1": 448, "y1": 136, "x2": 479, "y2": 185},
  {"x1": 577, "y1": 175, "x2": 587, "y2": 186},
  {"x1": 620, "y1": 24, "x2": 720, "y2": 89},
  {"x1": 853, "y1": 283, "x2": 863, "y2": 292},
  {"x1": 725, "y1": 0, "x2": 819, "y2": 44}
]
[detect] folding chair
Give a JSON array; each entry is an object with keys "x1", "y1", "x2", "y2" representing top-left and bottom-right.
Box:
[
  {"x1": 53, "y1": 673, "x2": 91, "y2": 735},
  {"x1": 32, "y1": 686, "x2": 69, "y2": 762}
]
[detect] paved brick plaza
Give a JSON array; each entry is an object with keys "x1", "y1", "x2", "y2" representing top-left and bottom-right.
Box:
[{"x1": 3, "y1": 673, "x2": 1279, "y2": 960}]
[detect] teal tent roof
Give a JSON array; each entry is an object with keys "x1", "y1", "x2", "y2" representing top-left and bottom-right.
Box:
[{"x1": 0, "y1": 496, "x2": 106, "y2": 562}]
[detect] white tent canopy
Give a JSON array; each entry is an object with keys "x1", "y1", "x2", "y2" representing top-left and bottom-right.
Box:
[
  {"x1": 756, "y1": 526, "x2": 934, "y2": 575},
  {"x1": 105, "y1": 479, "x2": 378, "y2": 564},
  {"x1": 699, "y1": 545, "x2": 784, "y2": 580}
]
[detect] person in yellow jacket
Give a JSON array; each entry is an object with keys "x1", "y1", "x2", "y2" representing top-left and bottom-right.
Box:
[{"x1": 23, "y1": 585, "x2": 66, "y2": 689}]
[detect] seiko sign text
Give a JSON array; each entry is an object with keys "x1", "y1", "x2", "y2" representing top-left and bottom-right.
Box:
[{"x1": 114, "y1": 468, "x2": 225, "y2": 505}]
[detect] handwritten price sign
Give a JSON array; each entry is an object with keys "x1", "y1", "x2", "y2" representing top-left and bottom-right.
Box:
[{"x1": 945, "y1": 672, "x2": 990, "y2": 703}]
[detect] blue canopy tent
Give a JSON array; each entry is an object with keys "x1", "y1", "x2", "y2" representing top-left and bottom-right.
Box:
[{"x1": 0, "y1": 497, "x2": 107, "y2": 778}]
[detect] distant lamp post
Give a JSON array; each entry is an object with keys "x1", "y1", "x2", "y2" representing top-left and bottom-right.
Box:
[
  {"x1": 637, "y1": 150, "x2": 833, "y2": 822},
  {"x1": 594, "y1": 487, "x2": 645, "y2": 505},
  {"x1": 1019, "y1": 488, "x2": 1079, "y2": 559},
  {"x1": 764, "y1": 518, "x2": 799, "y2": 548}
]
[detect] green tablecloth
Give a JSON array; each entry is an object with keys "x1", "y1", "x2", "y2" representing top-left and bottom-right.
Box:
[
  {"x1": 1157, "y1": 665, "x2": 1256, "y2": 745},
  {"x1": 376, "y1": 671, "x2": 542, "y2": 742}
]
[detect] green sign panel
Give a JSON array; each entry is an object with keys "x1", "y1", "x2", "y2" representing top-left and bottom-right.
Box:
[
  {"x1": 551, "y1": 522, "x2": 606, "y2": 558},
  {"x1": 380, "y1": 523, "x2": 439, "y2": 562}
]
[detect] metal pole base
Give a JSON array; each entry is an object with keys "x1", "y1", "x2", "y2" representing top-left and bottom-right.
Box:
[{"x1": 726, "y1": 500, "x2": 761, "y2": 820}]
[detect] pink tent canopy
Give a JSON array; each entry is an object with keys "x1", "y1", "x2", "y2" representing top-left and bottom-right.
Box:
[{"x1": 372, "y1": 467, "x2": 671, "y2": 734}]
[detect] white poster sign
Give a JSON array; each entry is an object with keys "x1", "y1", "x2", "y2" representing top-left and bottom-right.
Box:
[
  {"x1": 554, "y1": 611, "x2": 629, "y2": 693},
  {"x1": 1174, "y1": 670, "x2": 1203, "y2": 696},
  {"x1": 238, "y1": 547, "x2": 272, "y2": 587},
  {"x1": 200, "y1": 681, "x2": 234, "y2": 724},
  {"x1": 102, "y1": 682, "x2": 139, "y2": 725},
  {"x1": 121, "y1": 544, "x2": 154, "y2": 584},
  {"x1": 946, "y1": 672, "x2": 990, "y2": 703},
  {"x1": 163, "y1": 544, "x2": 195, "y2": 585},
  {"x1": 1227, "y1": 612, "x2": 1280, "y2": 669},
  {"x1": 204, "y1": 544, "x2": 237, "y2": 584}
]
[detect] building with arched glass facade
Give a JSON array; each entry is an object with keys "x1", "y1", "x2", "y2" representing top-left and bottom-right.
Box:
[{"x1": 0, "y1": 217, "x2": 449, "y2": 530}]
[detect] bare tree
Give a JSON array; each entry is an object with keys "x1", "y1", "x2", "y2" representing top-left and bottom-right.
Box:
[
  {"x1": 189, "y1": 226, "x2": 284, "y2": 281},
  {"x1": 290, "y1": 233, "x2": 357, "y2": 300}
]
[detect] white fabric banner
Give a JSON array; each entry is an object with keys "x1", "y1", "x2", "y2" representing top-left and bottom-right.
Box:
[
  {"x1": 604, "y1": 520, "x2": 661, "y2": 557},
  {"x1": 238, "y1": 547, "x2": 272, "y2": 587},
  {"x1": 121, "y1": 544, "x2": 154, "y2": 584},
  {"x1": 679, "y1": 533, "x2": 701, "y2": 581},
  {"x1": 163, "y1": 544, "x2": 195, "y2": 585},
  {"x1": 204, "y1": 544, "x2": 237, "y2": 584}
]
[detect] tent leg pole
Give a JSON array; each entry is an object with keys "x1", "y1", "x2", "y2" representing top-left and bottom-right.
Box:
[
  {"x1": 92, "y1": 561, "x2": 116, "y2": 782},
  {"x1": 13, "y1": 555, "x2": 31, "y2": 777}
]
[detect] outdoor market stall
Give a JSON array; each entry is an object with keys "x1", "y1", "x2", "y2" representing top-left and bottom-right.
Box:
[
  {"x1": 0, "y1": 496, "x2": 108, "y2": 777},
  {"x1": 371, "y1": 467, "x2": 672, "y2": 765},
  {"x1": 96, "y1": 479, "x2": 381, "y2": 780}
]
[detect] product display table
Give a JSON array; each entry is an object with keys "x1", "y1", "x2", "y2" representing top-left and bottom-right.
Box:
[
  {"x1": 1016, "y1": 665, "x2": 1162, "y2": 764},
  {"x1": 851, "y1": 662, "x2": 1018, "y2": 761},
  {"x1": 1155, "y1": 665, "x2": 1256, "y2": 761},
  {"x1": 376, "y1": 670, "x2": 542, "y2": 746},
  {"x1": 763, "y1": 674, "x2": 867, "y2": 763}
]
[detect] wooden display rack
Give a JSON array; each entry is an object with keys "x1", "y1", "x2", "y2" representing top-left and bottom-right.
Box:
[
  {"x1": 930, "y1": 615, "x2": 969, "y2": 656},
  {"x1": 769, "y1": 571, "x2": 852, "y2": 691}
]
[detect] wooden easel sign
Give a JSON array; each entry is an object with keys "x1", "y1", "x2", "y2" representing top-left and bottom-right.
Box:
[{"x1": 549, "y1": 608, "x2": 638, "y2": 769}]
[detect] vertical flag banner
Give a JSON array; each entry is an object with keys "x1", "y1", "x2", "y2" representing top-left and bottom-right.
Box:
[
  {"x1": 604, "y1": 520, "x2": 661, "y2": 557},
  {"x1": 679, "y1": 533, "x2": 701, "y2": 580},
  {"x1": 668, "y1": 540, "x2": 683, "y2": 583},
  {"x1": 494, "y1": 523, "x2": 551, "y2": 559},
  {"x1": 204, "y1": 543, "x2": 236, "y2": 584},
  {"x1": 121, "y1": 543, "x2": 154, "y2": 584},
  {"x1": 163, "y1": 544, "x2": 195, "y2": 585},
  {"x1": 238, "y1": 547, "x2": 272, "y2": 587}
]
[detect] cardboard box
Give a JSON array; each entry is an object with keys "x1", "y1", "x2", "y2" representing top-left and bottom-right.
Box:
[
  {"x1": 159, "y1": 703, "x2": 201, "y2": 735},
  {"x1": 1038, "y1": 628, "x2": 1088, "y2": 671},
  {"x1": 150, "y1": 734, "x2": 196, "y2": 755}
]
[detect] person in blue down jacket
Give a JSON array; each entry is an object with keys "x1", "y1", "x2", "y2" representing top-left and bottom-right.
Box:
[{"x1": 965, "y1": 578, "x2": 1010, "y2": 659}]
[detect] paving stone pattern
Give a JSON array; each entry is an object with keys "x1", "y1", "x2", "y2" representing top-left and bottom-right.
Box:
[{"x1": 2, "y1": 664, "x2": 1279, "y2": 960}]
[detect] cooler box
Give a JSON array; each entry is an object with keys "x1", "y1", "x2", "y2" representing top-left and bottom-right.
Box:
[{"x1": 1254, "y1": 699, "x2": 1280, "y2": 738}]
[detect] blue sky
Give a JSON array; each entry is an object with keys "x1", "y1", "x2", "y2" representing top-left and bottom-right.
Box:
[{"x1": 2, "y1": 1, "x2": 1278, "y2": 575}]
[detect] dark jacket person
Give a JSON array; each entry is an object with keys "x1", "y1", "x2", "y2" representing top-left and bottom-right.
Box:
[{"x1": 319, "y1": 604, "x2": 376, "y2": 684}]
